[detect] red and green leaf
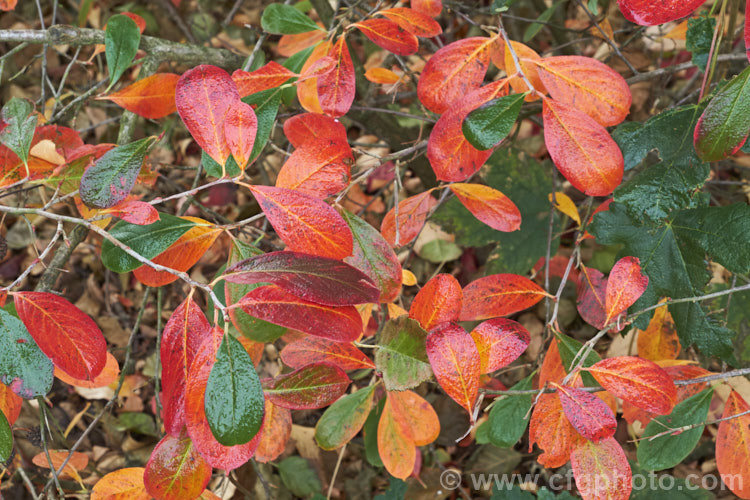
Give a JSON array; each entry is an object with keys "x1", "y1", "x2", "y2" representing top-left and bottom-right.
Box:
[
  {"x1": 281, "y1": 337, "x2": 374, "y2": 371},
  {"x1": 143, "y1": 434, "x2": 212, "y2": 500},
  {"x1": 264, "y1": 362, "x2": 350, "y2": 410}
]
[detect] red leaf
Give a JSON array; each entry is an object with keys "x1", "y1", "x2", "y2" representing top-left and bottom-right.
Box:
[
  {"x1": 449, "y1": 183, "x2": 521, "y2": 232},
  {"x1": 223, "y1": 250, "x2": 379, "y2": 306},
  {"x1": 378, "y1": 8, "x2": 442, "y2": 37},
  {"x1": 426, "y1": 323, "x2": 481, "y2": 419},
  {"x1": 470, "y1": 318, "x2": 530, "y2": 374},
  {"x1": 542, "y1": 97, "x2": 624, "y2": 196},
  {"x1": 224, "y1": 101, "x2": 257, "y2": 169},
  {"x1": 99, "y1": 73, "x2": 180, "y2": 119},
  {"x1": 254, "y1": 399, "x2": 292, "y2": 463},
  {"x1": 617, "y1": 0, "x2": 706, "y2": 26},
  {"x1": 237, "y1": 285, "x2": 363, "y2": 342},
  {"x1": 408, "y1": 273, "x2": 462, "y2": 331},
  {"x1": 426, "y1": 79, "x2": 509, "y2": 181},
  {"x1": 411, "y1": 0, "x2": 442, "y2": 17},
  {"x1": 417, "y1": 37, "x2": 495, "y2": 114},
  {"x1": 380, "y1": 191, "x2": 438, "y2": 246},
  {"x1": 185, "y1": 332, "x2": 261, "y2": 469},
  {"x1": 264, "y1": 362, "x2": 350, "y2": 410},
  {"x1": 280, "y1": 337, "x2": 374, "y2": 371},
  {"x1": 283, "y1": 113, "x2": 348, "y2": 148},
  {"x1": 175, "y1": 65, "x2": 240, "y2": 169},
  {"x1": 318, "y1": 37, "x2": 356, "y2": 118},
  {"x1": 353, "y1": 19, "x2": 419, "y2": 56},
  {"x1": 249, "y1": 185, "x2": 353, "y2": 259},
  {"x1": 552, "y1": 383, "x2": 617, "y2": 442},
  {"x1": 716, "y1": 391, "x2": 750, "y2": 499},
  {"x1": 14, "y1": 292, "x2": 106, "y2": 381},
  {"x1": 529, "y1": 393, "x2": 582, "y2": 467},
  {"x1": 459, "y1": 274, "x2": 549, "y2": 322},
  {"x1": 534, "y1": 56, "x2": 631, "y2": 127},
  {"x1": 570, "y1": 437, "x2": 632, "y2": 500},
  {"x1": 231, "y1": 61, "x2": 295, "y2": 98},
  {"x1": 605, "y1": 256, "x2": 648, "y2": 324},
  {"x1": 576, "y1": 265, "x2": 610, "y2": 330},
  {"x1": 585, "y1": 356, "x2": 677, "y2": 415},
  {"x1": 275, "y1": 138, "x2": 352, "y2": 198},
  {"x1": 102, "y1": 200, "x2": 159, "y2": 225},
  {"x1": 160, "y1": 297, "x2": 211, "y2": 436},
  {"x1": 144, "y1": 434, "x2": 212, "y2": 500}
]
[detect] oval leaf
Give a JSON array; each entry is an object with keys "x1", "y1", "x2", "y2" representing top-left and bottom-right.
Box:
[
  {"x1": 605, "y1": 256, "x2": 649, "y2": 324},
  {"x1": 504, "y1": 41, "x2": 545, "y2": 100},
  {"x1": 254, "y1": 399, "x2": 292, "y2": 463},
  {"x1": 380, "y1": 191, "x2": 438, "y2": 246},
  {"x1": 449, "y1": 183, "x2": 521, "y2": 232},
  {"x1": 315, "y1": 386, "x2": 375, "y2": 450},
  {"x1": 487, "y1": 373, "x2": 534, "y2": 448},
  {"x1": 0, "y1": 383, "x2": 23, "y2": 425},
  {"x1": 412, "y1": 0, "x2": 442, "y2": 17},
  {"x1": 261, "y1": 4, "x2": 323, "y2": 34},
  {"x1": 470, "y1": 318, "x2": 530, "y2": 374},
  {"x1": 570, "y1": 437, "x2": 632, "y2": 500},
  {"x1": 529, "y1": 393, "x2": 581, "y2": 468},
  {"x1": 375, "y1": 316, "x2": 432, "y2": 391},
  {"x1": 377, "y1": 395, "x2": 416, "y2": 480},
  {"x1": 553, "y1": 383, "x2": 617, "y2": 442},
  {"x1": 617, "y1": 0, "x2": 706, "y2": 25},
  {"x1": 459, "y1": 273, "x2": 548, "y2": 322},
  {"x1": 264, "y1": 362, "x2": 350, "y2": 410},
  {"x1": 275, "y1": 138, "x2": 352, "y2": 198},
  {"x1": 636, "y1": 303, "x2": 680, "y2": 361},
  {"x1": 281, "y1": 337, "x2": 374, "y2": 371},
  {"x1": 462, "y1": 92, "x2": 526, "y2": 150},
  {"x1": 716, "y1": 390, "x2": 750, "y2": 499},
  {"x1": 317, "y1": 37, "x2": 356, "y2": 118},
  {"x1": 353, "y1": 19, "x2": 419, "y2": 56},
  {"x1": 143, "y1": 434, "x2": 212, "y2": 500},
  {"x1": 105, "y1": 14, "x2": 141, "y2": 89},
  {"x1": 409, "y1": 273, "x2": 462, "y2": 331},
  {"x1": 378, "y1": 7, "x2": 442, "y2": 37},
  {"x1": 388, "y1": 389, "x2": 440, "y2": 446},
  {"x1": 99, "y1": 73, "x2": 179, "y2": 119},
  {"x1": 0, "y1": 308, "x2": 53, "y2": 399},
  {"x1": 91, "y1": 467, "x2": 150, "y2": 500},
  {"x1": 283, "y1": 113, "x2": 348, "y2": 148},
  {"x1": 224, "y1": 101, "x2": 257, "y2": 169},
  {"x1": 103, "y1": 200, "x2": 159, "y2": 225},
  {"x1": 232, "y1": 61, "x2": 296, "y2": 98}
]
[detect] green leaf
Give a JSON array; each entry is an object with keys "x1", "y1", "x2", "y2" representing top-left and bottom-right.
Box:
[
  {"x1": 523, "y1": 1, "x2": 561, "y2": 43},
  {"x1": 374, "y1": 477, "x2": 408, "y2": 500},
  {"x1": 630, "y1": 462, "x2": 716, "y2": 499},
  {"x1": 419, "y1": 239, "x2": 462, "y2": 263},
  {"x1": 242, "y1": 86, "x2": 283, "y2": 164},
  {"x1": 487, "y1": 373, "x2": 534, "y2": 448},
  {"x1": 0, "y1": 308, "x2": 53, "y2": 399},
  {"x1": 282, "y1": 44, "x2": 316, "y2": 105},
  {"x1": 613, "y1": 105, "x2": 709, "y2": 222},
  {"x1": 686, "y1": 16, "x2": 716, "y2": 72},
  {"x1": 79, "y1": 137, "x2": 155, "y2": 209},
  {"x1": 105, "y1": 14, "x2": 141, "y2": 90},
  {"x1": 363, "y1": 397, "x2": 384, "y2": 467},
  {"x1": 586, "y1": 0, "x2": 599, "y2": 15},
  {"x1": 375, "y1": 316, "x2": 432, "y2": 391},
  {"x1": 205, "y1": 334, "x2": 264, "y2": 446},
  {"x1": 694, "y1": 66, "x2": 750, "y2": 161},
  {"x1": 537, "y1": 489, "x2": 578, "y2": 500},
  {"x1": 202, "y1": 150, "x2": 240, "y2": 179},
  {"x1": 315, "y1": 385, "x2": 375, "y2": 450},
  {"x1": 115, "y1": 412, "x2": 157, "y2": 436},
  {"x1": 555, "y1": 332, "x2": 601, "y2": 386},
  {"x1": 278, "y1": 456, "x2": 322, "y2": 497},
  {"x1": 491, "y1": 484, "x2": 534, "y2": 500},
  {"x1": 261, "y1": 4, "x2": 323, "y2": 34},
  {"x1": 0, "y1": 98, "x2": 37, "y2": 166},
  {"x1": 637, "y1": 388, "x2": 713, "y2": 471},
  {"x1": 462, "y1": 93, "x2": 527, "y2": 150},
  {"x1": 0, "y1": 409, "x2": 12, "y2": 463},
  {"x1": 101, "y1": 213, "x2": 196, "y2": 273}
]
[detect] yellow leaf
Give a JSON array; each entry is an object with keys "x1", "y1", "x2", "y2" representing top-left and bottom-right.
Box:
[{"x1": 548, "y1": 192, "x2": 581, "y2": 225}]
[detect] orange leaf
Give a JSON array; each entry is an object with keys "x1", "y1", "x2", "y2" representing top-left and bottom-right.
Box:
[
  {"x1": 543, "y1": 97, "x2": 624, "y2": 196},
  {"x1": 378, "y1": 7, "x2": 442, "y2": 37},
  {"x1": 378, "y1": 395, "x2": 416, "y2": 479},
  {"x1": 254, "y1": 399, "x2": 292, "y2": 463},
  {"x1": 490, "y1": 36, "x2": 506, "y2": 71},
  {"x1": 459, "y1": 273, "x2": 549, "y2": 322},
  {"x1": 411, "y1": 0, "x2": 442, "y2": 17},
  {"x1": 409, "y1": 273, "x2": 462, "y2": 331},
  {"x1": 529, "y1": 393, "x2": 581, "y2": 467},
  {"x1": 143, "y1": 434, "x2": 212, "y2": 500},
  {"x1": 101, "y1": 199, "x2": 159, "y2": 225},
  {"x1": 636, "y1": 301, "x2": 680, "y2": 361},
  {"x1": 297, "y1": 56, "x2": 337, "y2": 83},
  {"x1": 54, "y1": 352, "x2": 119, "y2": 389},
  {"x1": 318, "y1": 37, "x2": 356, "y2": 117},
  {"x1": 716, "y1": 391, "x2": 750, "y2": 499},
  {"x1": 604, "y1": 256, "x2": 648, "y2": 324},
  {"x1": 248, "y1": 185, "x2": 353, "y2": 259},
  {"x1": 534, "y1": 56, "x2": 631, "y2": 126},
  {"x1": 99, "y1": 73, "x2": 179, "y2": 119},
  {"x1": 380, "y1": 191, "x2": 438, "y2": 246},
  {"x1": 449, "y1": 183, "x2": 521, "y2": 232},
  {"x1": 570, "y1": 437, "x2": 632, "y2": 500},
  {"x1": 275, "y1": 138, "x2": 352, "y2": 198},
  {"x1": 0, "y1": 0, "x2": 18, "y2": 11},
  {"x1": 504, "y1": 41, "x2": 545, "y2": 101},
  {"x1": 1, "y1": 125, "x2": 83, "y2": 187},
  {"x1": 470, "y1": 318, "x2": 530, "y2": 374},
  {"x1": 224, "y1": 101, "x2": 257, "y2": 168},
  {"x1": 365, "y1": 67, "x2": 400, "y2": 84},
  {"x1": 417, "y1": 36, "x2": 495, "y2": 114},
  {"x1": 552, "y1": 383, "x2": 617, "y2": 442},
  {"x1": 278, "y1": 28, "x2": 327, "y2": 57},
  {"x1": 0, "y1": 383, "x2": 22, "y2": 426},
  {"x1": 426, "y1": 79, "x2": 509, "y2": 181},
  {"x1": 91, "y1": 467, "x2": 150, "y2": 500},
  {"x1": 232, "y1": 61, "x2": 296, "y2": 98},
  {"x1": 32, "y1": 450, "x2": 89, "y2": 479},
  {"x1": 388, "y1": 390, "x2": 440, "y2": 445},
  {"x1": 283, "y1": 113, "x2": 348, "y2": 148},
  {"x1": 538, "y1": 338, "x2": 566, "y2": 388},
  {"x1": 585, "y1": 356, "x2": 677, "y2": 415},
  {"x1": 133, "y1": 218, "x2": 221, "y2": 287},
  {"x1": 426, "y1": 323, "x2": 481, "y2": 418},
  {"x1": 353, "y1": 19, "x2": 419, "y2": 56},
  {"x1": 280, "y1": 337, "x2": 374, "y2": 370},
  {"x1": 297, "y1": 41, "x2": 332, "y2": 114}
]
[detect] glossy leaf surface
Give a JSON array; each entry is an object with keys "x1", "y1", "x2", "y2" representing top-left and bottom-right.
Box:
[
  {"x1": 462, "y1": 92, "x2": 526, "y2": 150},
  {"x1": 281, "y1": 337, "x2": 374, "y2": 371},
  {"x1": 104, "y1": 200, "x2": 159, "y2": 225},
  {"x1": 283, "y1": 113, "x2": 348, "y2": 148},
  {"x1": 460, "y1": 273, "x2": 548, "y2": 321},
  {"x1": 617, "y1": 0, "x2": 706, "y2": 25},
  {"x1": 0, "y1": 408, "x2": 11, "y2": 462},
  {"x1": 143, "y1": 434, "x2": 212, "y2": 500},
  {"x1": 315, "y1": 386, "x2": 375, "y2": 450},
  {"x1": 264, "y1": 362, "x2": 350, "y2": 410},
  {"x1": 105, "y1": 14, "x2": 141, "y2": 89}
]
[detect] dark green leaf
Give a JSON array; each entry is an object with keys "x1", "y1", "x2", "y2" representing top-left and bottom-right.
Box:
[
  {"x1": 462, "y1": 93, "x2": 527, "y2": 150},
  {"x1": 374, "y1": 477, "x2": 407, "y2": 500},
  {"x1": 79, "y1": 137, "x2": 155, "y2": 209},
  {"x1": 523, "y1": 1, "x2": 561, "y2": 43},
  {"x1": 363, "y1": 397, "x2": 385, "y2": 467},
  {"x1": 686, "y1": 16, "x2": 716, "y2": 72},
  {"x1": 261, "y1": 4, "x2": 323, "y2": 34},
  {"x1": 375, "y1": 317, "x2": 432, "y2": 391},
  {"x1": 555, "y1": 332, "x2": 601, "y2": 386},
  {"x1": 202, "y1": 151, "x2": 241, "y2": 179},
  {"x1": 0, "y1": 308, "x2": 53, "y2": 399},
  {"x1": 278, "y1": 456, "x2": 322, "y2": 497},
  {"x1": 630, "y1": 462, "x2": 716, "y2": 499},
  {"x1": 105, "y1": 14, "x2": 141, "y2": 90},
  {"x1": 637, "y1": 388, "x2": 713, "y2": 471},
  {"x1": 315, "y1": 385, "x2": 375, "y2": 450},
  {"x1": 491, "y1": 484, "x2": 534, "y2": 500},
  {"x1": 116, "y1": 412, "x2": 158, "y2": 436},
  {"x1": 242, "y1": 86, "x2": 283, "y2": 164},
  {"x1": 488, "y1": 373, "x2": 534, "y2": 448},
  {"x1": 0, "y1": 409, "x2": 12, "y2": 463},
  {"x1": 205, "y1": 334, "x2": 264, "y2": 446},
  {"x1": 101, "y1": 213, "x2": 196, "y2": 273},
  {"x1": 0, "y1": 98, "x2": 37, "y2": 166}
]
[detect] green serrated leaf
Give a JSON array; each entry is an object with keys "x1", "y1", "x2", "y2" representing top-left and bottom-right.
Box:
[
  {"x1": 0, "y1": 308, "x2": 53, "y2": 399},
  {"x1": 686, "y1": 16, "x2": 716, "y2": 72},
  {"x1": 101, "y1": 213, "x2": 196, "y2": 273},
  {"x1": 488, "y1": 373, "x2": 534, "y2": 448},
  {"x1": 79, "y1": 137, "x2": 155, "y2": 209},
  {"x1": 315, "y1": 385, "x2": 375, "y2": 450},
  {"x1": 0, "y1": 411, "x2": 11, "y2": 462},
  {"x1": 375, "y1": 316, "x2": 432, "y2": 391},
  {"x1": 205, "y1": 334, "x2": 264, "y2": 446},
  {"x1": 261, "y1": 4, "x2": 323, "y2": 34},
  {"x1": 463, "y1": 93, "x2": 527, "y2": 150},
  {"x1": 279, "y1": 456, "x2": 322, "y2": 497},
  {"x1": 0, "y1": 98, "x2": 37, "y2": 167},
  {"x1": 105, "y1": 14, "x2": 141, "y2": 90},
  {"x1": 637, "y1": 388, "x2": 713, "y2": 471}
]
